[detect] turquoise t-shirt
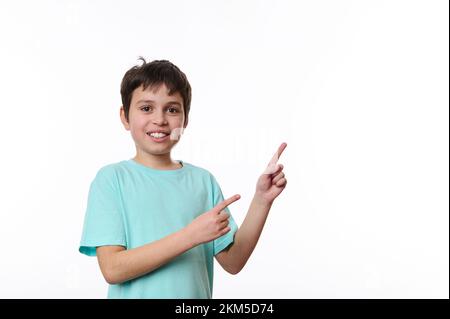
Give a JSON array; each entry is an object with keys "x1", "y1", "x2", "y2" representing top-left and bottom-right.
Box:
[{"x1": 79, "y1": 159, "x2": 238, "y2": 299}]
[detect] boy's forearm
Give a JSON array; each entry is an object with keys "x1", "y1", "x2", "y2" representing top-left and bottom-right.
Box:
[
  {"x1": 107, "y1": 227, "x2": 195, "y2": 284},
  {"x1": 225, "y1": 194, "x2": 272, "y2": 273}
]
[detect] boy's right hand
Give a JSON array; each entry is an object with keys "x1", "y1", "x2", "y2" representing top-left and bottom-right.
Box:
[{"x1": 186, "y1": 194, "x2": 241, "y2": 247}]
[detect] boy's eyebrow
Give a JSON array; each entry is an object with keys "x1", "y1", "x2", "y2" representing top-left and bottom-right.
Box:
[{"x1": 136, "y1": 99, "x2": 182, "y2": 106}]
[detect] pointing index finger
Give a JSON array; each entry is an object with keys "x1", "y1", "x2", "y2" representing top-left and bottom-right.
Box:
[
  {"x1": 264, "y1": 142, "x2": 287, "y2": 174},
  {"x1": 214, "y1": 194, "x2": 241, "y2": 213}
]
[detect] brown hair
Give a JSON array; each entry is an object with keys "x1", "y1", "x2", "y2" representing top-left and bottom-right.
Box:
[{"x1": 120, "y1": 57, "x2": 192, "y2": 125}]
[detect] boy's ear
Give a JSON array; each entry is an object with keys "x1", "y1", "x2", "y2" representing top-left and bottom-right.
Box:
[
  {"x1": 120, "y1": 106, "x2": 130, "y2": 131},
  {"x1": 183, "y1": 117, "x2": 189, "y2": 129}
]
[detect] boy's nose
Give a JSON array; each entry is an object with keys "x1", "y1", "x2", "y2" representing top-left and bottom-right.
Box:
[{"x1": 152, "y1": 111, "x2": 168, "y2": 125}]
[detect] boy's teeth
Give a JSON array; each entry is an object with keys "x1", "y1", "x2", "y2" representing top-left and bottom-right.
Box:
[{"x1": 149, "y1": 132, "x2": 168, "y2": 138}]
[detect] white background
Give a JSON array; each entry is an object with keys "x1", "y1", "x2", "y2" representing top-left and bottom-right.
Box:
[{"x1": 0, "y1": 0, "x2": 448, "y2": 298}]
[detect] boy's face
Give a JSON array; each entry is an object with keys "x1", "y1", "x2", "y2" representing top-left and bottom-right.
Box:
[{"x1": 120, "y1": 83, "x2": 187, "y2": 157}]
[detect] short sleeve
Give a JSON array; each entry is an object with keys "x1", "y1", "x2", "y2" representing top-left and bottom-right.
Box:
[
  {"x1": 210, "y1": 174, "x2": 239, "y2": 255},
  {"x1": 79, "y1": 166, "x2": 126, "y2": 256}
]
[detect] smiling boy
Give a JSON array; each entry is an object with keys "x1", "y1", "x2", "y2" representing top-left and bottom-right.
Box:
[{"x1": 79, "y1": 57, "x2": 287, "y2": 298}]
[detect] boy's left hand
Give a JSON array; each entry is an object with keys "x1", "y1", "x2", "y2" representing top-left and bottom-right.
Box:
[{"x1": 254, "y1": 143, "x2": 288, "y2": 206}]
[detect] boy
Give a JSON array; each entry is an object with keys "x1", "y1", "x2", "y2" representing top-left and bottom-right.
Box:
[{"x1": 79, "y1": 57, "x2": 287, "y2": 298}]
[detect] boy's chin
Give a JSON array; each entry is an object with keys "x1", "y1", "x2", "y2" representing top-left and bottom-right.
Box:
[{"x1": 142, "y1": 144, "x2": 177, "y2": 156}]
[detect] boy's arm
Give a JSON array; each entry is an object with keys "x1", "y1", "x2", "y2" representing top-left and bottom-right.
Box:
[
  {"x1": 216, "y1": 143, "x2": 288, "y2": 275},
  {"x1": 215, "y1": 195, "x2": 273, "y2": 274},
  {"x1": 97, "y1": 195, "x2": 241, "y2": 285},
  {"x1": 97, "y1": 227, "x2": 194, "y2": 285}
]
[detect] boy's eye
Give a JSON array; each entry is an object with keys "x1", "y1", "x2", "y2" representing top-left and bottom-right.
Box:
[
  {"x1": 167, "y1": 107, "x2": 179, "y2": 113},
  {"x1": 141, "y1": 106, "x2": 152, "y2": 112}
]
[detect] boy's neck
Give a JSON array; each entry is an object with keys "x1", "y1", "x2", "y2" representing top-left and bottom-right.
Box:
[{"x1": 133, "y1": 151, "x2": 182, "y2": 170}]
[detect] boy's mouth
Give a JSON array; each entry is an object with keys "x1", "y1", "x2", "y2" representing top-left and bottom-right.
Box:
[{"x1": 146, "y1": 131, "x2": 170, "y2": 142}]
